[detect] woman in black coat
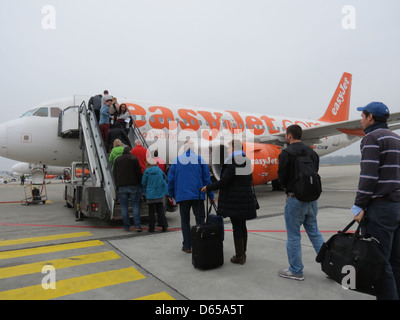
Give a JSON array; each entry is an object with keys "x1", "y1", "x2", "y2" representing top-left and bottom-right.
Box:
[{"x1": 201, "y1": 140, "x2": 257, "y2": 265}]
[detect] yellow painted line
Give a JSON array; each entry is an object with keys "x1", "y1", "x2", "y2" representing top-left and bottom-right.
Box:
[
  {"x1": 0, "y1": 267, "x2": 146, "y2": 300},
  {"x1": 0, "y1": 251, "x2": 120, "y2": 280},
  {"x1": 0, "y1": 232, "x2": 93, "y2": 247},
  {"x1": 0, "y1": 240, "x2": 104, "y2": 260},
  {"x1": 134, "y1": 291, "x2": 175, "y2": 300}
]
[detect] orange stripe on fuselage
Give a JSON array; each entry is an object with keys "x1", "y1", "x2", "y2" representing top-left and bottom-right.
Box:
[{"x1": 124, "y1": 104, "x2": 321, "y2": 141}]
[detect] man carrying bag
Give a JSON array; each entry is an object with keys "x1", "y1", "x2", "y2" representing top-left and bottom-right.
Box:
[{"x1": 350, "y1": 102, "x2": 400, "y2": 300}]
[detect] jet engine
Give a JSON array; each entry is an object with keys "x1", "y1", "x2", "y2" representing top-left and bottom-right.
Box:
[{"x1": 210, "y1": 142, "x2": 282, "y2": 185}]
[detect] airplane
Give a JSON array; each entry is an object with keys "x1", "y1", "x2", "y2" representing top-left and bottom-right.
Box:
[
  {"x1": 12, "y1": 162, "x2": 68, "y2": 177},
  {"x1": 11, "y1": 162, "x2": 69, "y2": 184},
  {"x1": 1, "y1": 72, "x2": 400, "y2": 186}
]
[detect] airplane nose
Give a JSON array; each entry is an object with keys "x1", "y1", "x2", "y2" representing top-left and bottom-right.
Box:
[{"x1": 0, "y1": 123, "x2": 8, "y2": 158}]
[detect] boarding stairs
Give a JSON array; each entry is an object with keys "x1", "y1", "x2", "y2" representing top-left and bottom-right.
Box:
[
  {"x1": 59, "y1": 98, "x2": 148, "y2": 220},
  {"x1": 78, "y1": 102, "x2": 118, "y2": 218}
]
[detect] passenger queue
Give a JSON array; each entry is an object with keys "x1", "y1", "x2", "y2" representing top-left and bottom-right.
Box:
[{"x1": 90, "y1": 91, "x2": 400, "y2": 300}]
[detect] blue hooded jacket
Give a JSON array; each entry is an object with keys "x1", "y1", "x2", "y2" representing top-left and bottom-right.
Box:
[
  {"x1": 168, "y1": 149, "x2": 214, "y2": 203},
  {"x1": 142, "y1": 166, "x2": 168, "y2": 200}
]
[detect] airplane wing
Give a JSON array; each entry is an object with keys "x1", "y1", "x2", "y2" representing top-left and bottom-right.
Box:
[{"x1": 260, "y1": 111, "x2": 400, "y2": 145}]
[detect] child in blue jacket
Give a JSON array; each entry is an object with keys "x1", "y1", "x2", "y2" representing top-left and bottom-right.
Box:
[{"x1": 142, "y1": 158, "x2": 168, "y2": 232}]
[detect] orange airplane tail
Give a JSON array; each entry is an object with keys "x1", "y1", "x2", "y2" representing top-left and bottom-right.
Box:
[{"x1": 318, "y1": 72, "x2": 352, "y2": 123}]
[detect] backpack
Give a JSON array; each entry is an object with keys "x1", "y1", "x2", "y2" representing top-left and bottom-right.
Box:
[
  {"x1": 88, "y1": 94, "x2": 102, "y2": 111},
  {"x1": 288, "y1": 148, "x2": 322, "y2": 202}
]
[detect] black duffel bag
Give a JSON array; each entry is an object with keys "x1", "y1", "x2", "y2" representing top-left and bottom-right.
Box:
[{"x1": 316, "y1": 220, "x2": 385, "y2": 296}]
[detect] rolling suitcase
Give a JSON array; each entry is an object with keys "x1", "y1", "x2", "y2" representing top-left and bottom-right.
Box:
[{"x1": 191, "y1": 193, "x2": 224, "y2": 269}]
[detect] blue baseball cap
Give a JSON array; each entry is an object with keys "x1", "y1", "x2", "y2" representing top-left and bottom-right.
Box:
[{"x1": 357, "y1": 102, "x2": 390, "y2": 119}]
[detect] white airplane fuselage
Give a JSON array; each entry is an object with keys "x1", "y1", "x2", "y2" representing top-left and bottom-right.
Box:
[
  {"x1": 0, "y1": 73, "x2": 363, "y2": 185},
  {"x1": 0, "y1": 97, "x2": 358, "y2": 167}
]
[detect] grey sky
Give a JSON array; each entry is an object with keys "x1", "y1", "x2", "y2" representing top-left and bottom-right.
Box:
[{"x1": 1, "y1": 0, "x2": 399, "y2": 170}]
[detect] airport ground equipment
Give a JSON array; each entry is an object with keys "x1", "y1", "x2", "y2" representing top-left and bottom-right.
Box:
[
  {"x1": 21, "y1": 184, "x2": 48, "y2": 206},
  {"x1": 60, "y1": 98, "x2": 148, "y2": 221}
]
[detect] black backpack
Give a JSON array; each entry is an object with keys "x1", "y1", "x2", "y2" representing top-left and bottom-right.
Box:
[
  {"x1": 288, "y1": 148, "x2": 322, "y2": 202},
  {"x1": 88, "y1": 94, "x2": 102, "y2": 111}
]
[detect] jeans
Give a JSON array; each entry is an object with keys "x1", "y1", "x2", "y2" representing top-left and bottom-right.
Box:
[
  {"x1": 179, "y1": 199, "x2": 205, "y2": 250},
  {"x1": 148, "y1": 202, "x2": 168, "y2": 231},
  {"x1": 284, "y1": 197, "x2": 324, "y2": 275},
  {"x1": 364, "y1": 201, "x2": 400, "y2": 300},
  {"x1": 118, "y1": 185, "x2": 141, "y2": 230}
]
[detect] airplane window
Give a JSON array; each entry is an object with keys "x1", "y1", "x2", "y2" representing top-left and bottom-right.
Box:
[
  {"x1": 20, "y1": 109, "x2": 37, "y2": 118},
  {"x1": 50, "y1": 107, "x2": 62, "y2": 118},
  {"x1": 33, "y1": 107, "x2": 48, "y2": 117}
]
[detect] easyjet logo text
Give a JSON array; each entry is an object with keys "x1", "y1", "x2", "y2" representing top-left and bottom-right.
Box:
[
  {"x1": 251, "y1": 157, "x2": 278, "y2": 166},
  {"x1": 125, "y1": 104, "x2": 320, "y2": 141},
  {"x1": 332, "y1": 77, "x2": 350, "y2": 116}
]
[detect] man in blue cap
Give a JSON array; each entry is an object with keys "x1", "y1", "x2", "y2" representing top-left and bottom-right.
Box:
[{"x1": 352, "y1": 102, "x2": 400, "y2": 300}]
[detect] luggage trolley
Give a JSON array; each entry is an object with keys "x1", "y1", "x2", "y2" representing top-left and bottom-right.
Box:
[{"x1": 21, "y1": 184, "x2": 48, "y2": 206}]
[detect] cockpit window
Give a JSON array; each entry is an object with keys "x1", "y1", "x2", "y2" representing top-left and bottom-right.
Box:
[
  {"x1": 20, "y1": 107, "x2": 49, "y2": 118},
  {"x1": 33, "y1": 107, "x2": 49, "y2": 117},
  {"x1": 20, "y1": 109, "x2": 37, "y2": 118}
]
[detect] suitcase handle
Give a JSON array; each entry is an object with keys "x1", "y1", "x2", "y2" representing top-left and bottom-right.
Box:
[{"x1": 199, "y1": 188, "x2": 217, "y2": 223}]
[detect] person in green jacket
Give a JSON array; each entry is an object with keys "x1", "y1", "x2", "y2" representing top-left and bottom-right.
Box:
[{"x1": 108, "y1": 139, "x2": 124, "y2": 169}]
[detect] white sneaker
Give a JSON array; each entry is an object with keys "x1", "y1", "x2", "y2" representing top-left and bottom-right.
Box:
[{"x1": 278, "y1": 268, "x2": 304, "y2": 281}]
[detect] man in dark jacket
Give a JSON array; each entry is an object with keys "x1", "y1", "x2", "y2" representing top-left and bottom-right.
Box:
[
  {"x1": 352, "y1": 102, "x2": 400, "y2": 300},
  {"x1": 277, "y1": 124, "x2": 324, "y2": 281},
  {"x1": 88, "y1": 94, "x2": 102, "y2": 122},
  {"x1": 202, "y1": 139, "x2": 257, "y2": 265},
  {"x1": 106, "y1": 122, "x2": 131, "y2": 153},
  {"x1": 113, "y1": 147, "x2": 142, "y2": 231}
]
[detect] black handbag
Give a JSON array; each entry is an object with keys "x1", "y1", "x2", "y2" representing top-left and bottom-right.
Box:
[{"x1": 316, "y1": 220, "x2": 385, "y2": 296}]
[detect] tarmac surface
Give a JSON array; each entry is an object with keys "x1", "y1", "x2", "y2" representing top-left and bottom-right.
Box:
[{"x1": 0, "y1": 164, "x2": 375, "y2": 301}]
